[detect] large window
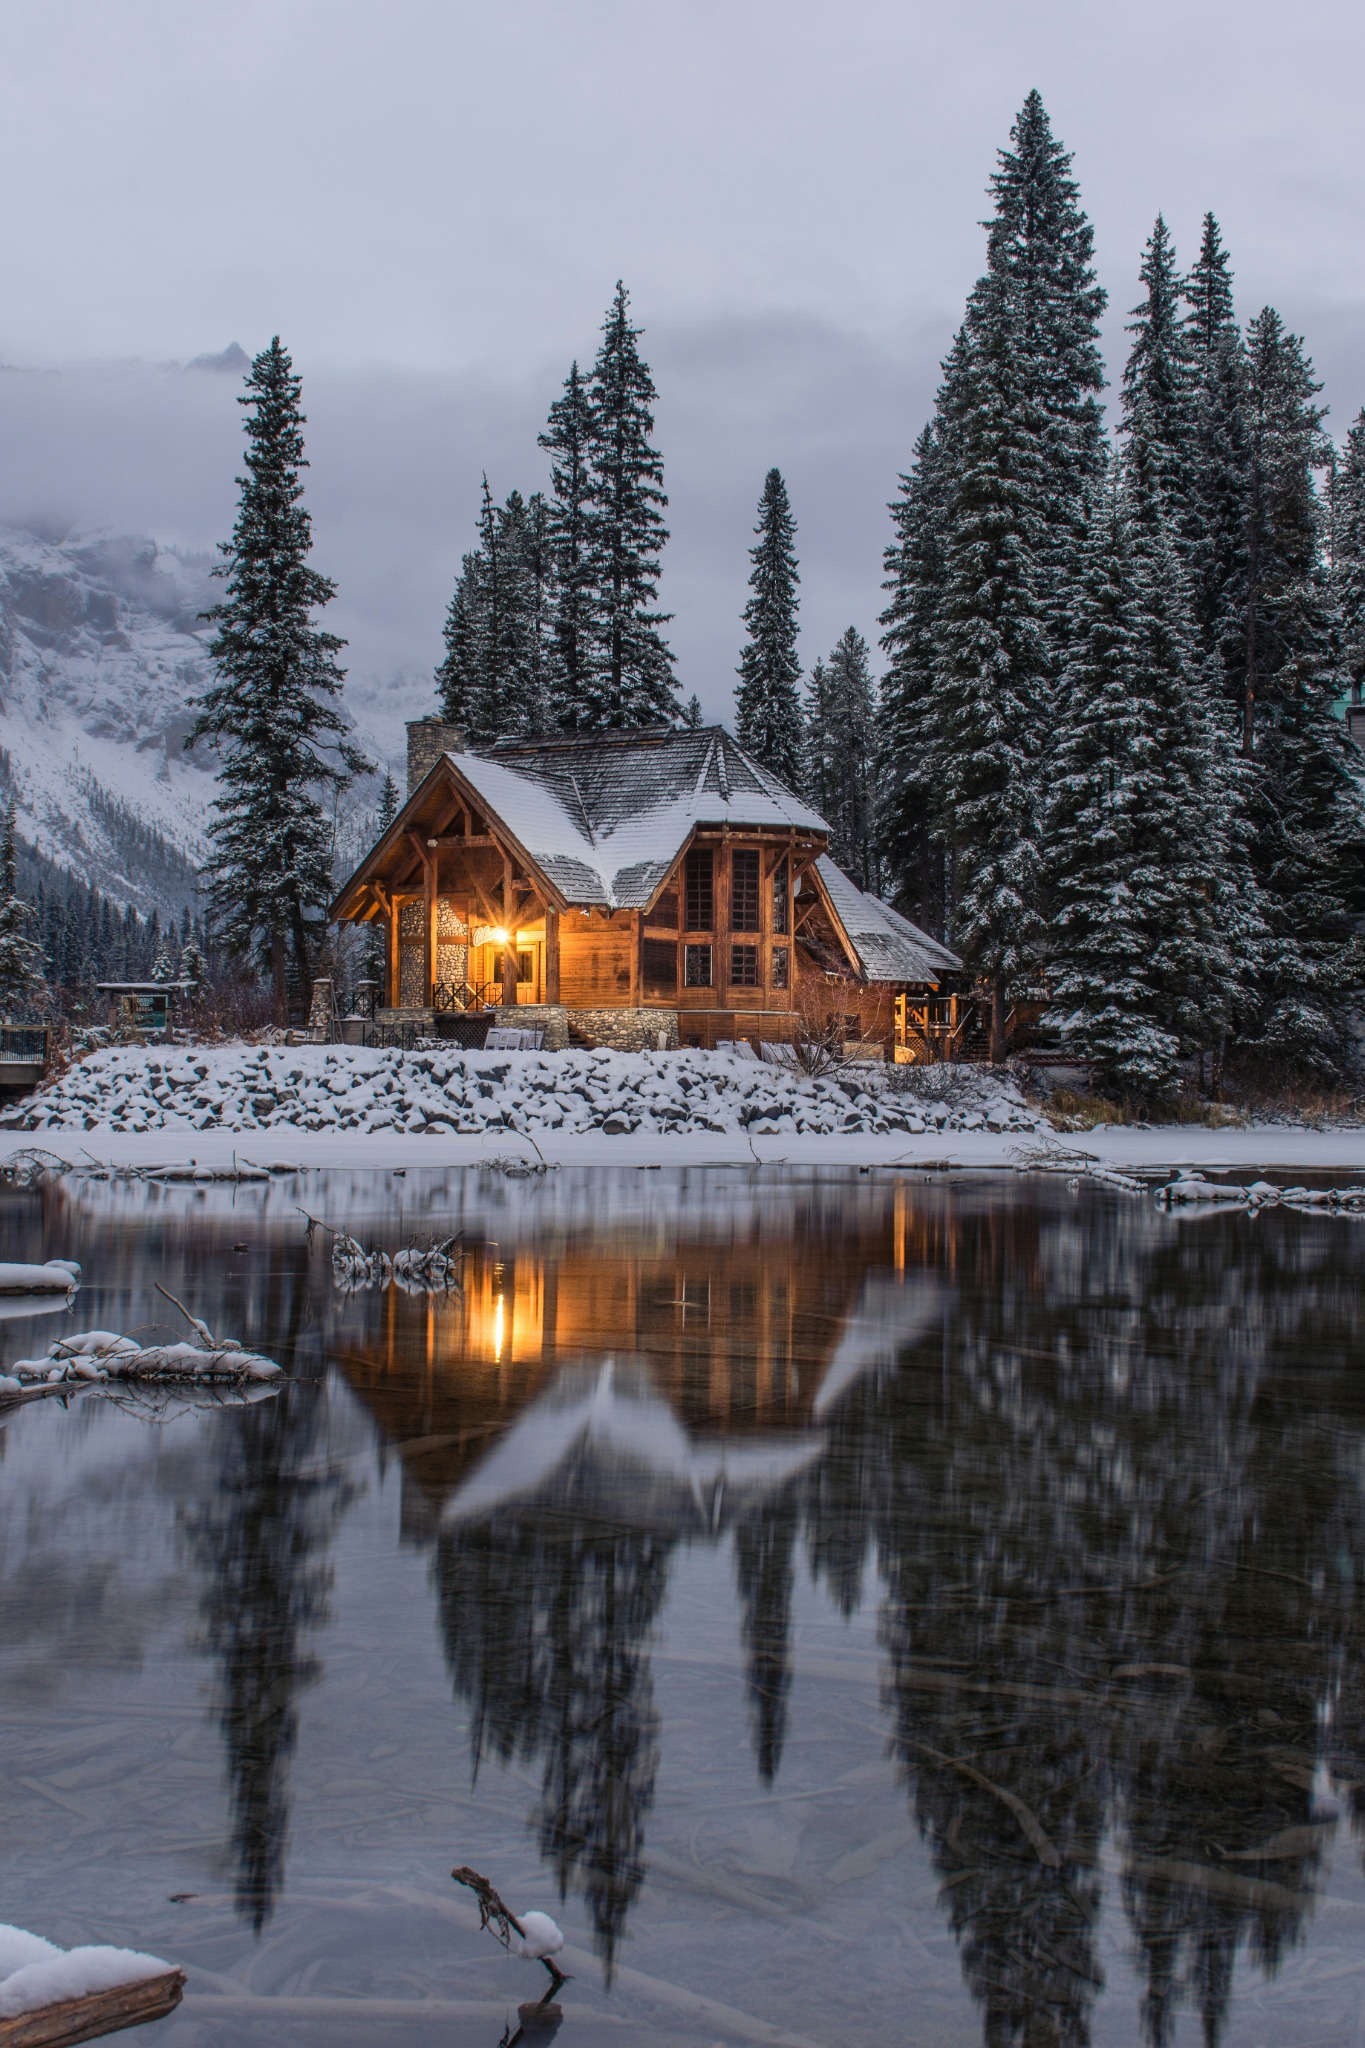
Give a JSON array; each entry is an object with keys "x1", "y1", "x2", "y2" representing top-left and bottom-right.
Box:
[
  {"x1": 772, "y1": 858, "x2": 790, "y2": 935},
  {"x1": 684, "y1": 848, "x2": 714, "y2": 930},
  {"x1": 729, "y1": 943, "x2": 759, "y2": 988},
  {"x1": 684, "y1": 942, "x2": 714, "y2": 988},
  {"x1": 731, "y1": 849, "x2": 760, "y2": 931}
]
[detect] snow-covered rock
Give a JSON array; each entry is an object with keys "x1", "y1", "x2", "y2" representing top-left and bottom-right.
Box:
[
  {"x1": 2, "y1": 1328, "x2": 282, "y2": 1390},
  {"x1": 0, "y1": 1258, "x2": 80, "y2": 1295},
  {"x1": 4, "y1": 1044, "x2": 1045, "y2": 1143}
]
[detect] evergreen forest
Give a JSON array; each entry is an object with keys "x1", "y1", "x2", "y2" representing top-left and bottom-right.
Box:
[{"x1": 4, "y1": 92, "x2": 1363, "y2": 1100}]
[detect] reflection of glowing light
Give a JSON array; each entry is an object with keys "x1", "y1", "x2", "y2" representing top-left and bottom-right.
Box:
[
  {"x1": 490, "y1": 927, "x2": 511, "y2": 946},
  {"x1": 492, "y1": 1293, "x2": 505, "y2": 1363}
]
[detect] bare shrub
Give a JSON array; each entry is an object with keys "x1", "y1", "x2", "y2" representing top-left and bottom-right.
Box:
[{"x1": 790, "y1": 974, "x2": 872, "y2": 1078}]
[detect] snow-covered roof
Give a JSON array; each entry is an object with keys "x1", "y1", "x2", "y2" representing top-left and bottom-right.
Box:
[
  {"x1": 815, "y1": 858, "x2": 962, "y2": 983},
  {"x1": 449, "y1": 726, "x2": 829, "y2": 909}
]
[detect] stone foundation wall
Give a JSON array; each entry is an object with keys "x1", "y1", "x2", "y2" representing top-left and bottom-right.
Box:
[
  {"x1": 573, "y1": 1008, "x2": 680, "y2": 1052},
  {"x1": 500, "y1": 1004, "x2": 570, "y2": 1050}
]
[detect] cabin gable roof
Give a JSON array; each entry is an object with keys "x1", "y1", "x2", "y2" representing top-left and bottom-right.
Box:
[{"x1": 333, "y1": 725, "x2": 830, "y2": 918}]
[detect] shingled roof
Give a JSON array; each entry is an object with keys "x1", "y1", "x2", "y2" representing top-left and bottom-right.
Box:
[
  {"x1": 449, "y1": 725, "x2": 828, "y2": 909},
  {"x1": 815, "y1": 857, "x2": 962, "y2": 983}
]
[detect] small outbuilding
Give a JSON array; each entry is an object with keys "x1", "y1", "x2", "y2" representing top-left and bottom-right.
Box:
[
  {"x1": 329, "y1": 719, "x2": 964, "y2": 1056},
  {"x1": 96, "y1": 982, "x2": 197, "y2": 1038}
]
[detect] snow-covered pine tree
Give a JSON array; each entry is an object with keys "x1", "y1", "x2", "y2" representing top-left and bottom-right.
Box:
[
  {"x1": 1044, "y1": 484, "x2": 1183, "y2": 1100},
  {"x1": 930, "y1": 276, "x2": 1053, "y2": 1057},
  {"x1": 581, "y1": 283, "x2": 678, "y2": 728},
  {"x1": 435, "y1": 480, "x2": 551, "y2": 743},
  {"x1": 538, "y1": 360, "x2": 596, "y2": 726},
  {"x1": 878, "y1": 380, "x2": 962, "y2": 938},
  {"x1": 982, "y1": 90, "x2": 1107, "y2": 651},
  {"x1": 179, "y1": 933, "x2": 209, "y2": 988},
  {"x1": 802, "y1": 658, "x2": 834, "y2": 818},
  {"x1": 1187, "y1": 328, "x2": 1253, "y2": 701},
  {"x1": 681, "y1": 693, "x2": 703, "y2": 728},
  {"x1": 1183, "y1": 213, "x2": 1237, "y2": 360},
  {"x1": 1124, "y1": 454, "x2": 1255, "y2": 1061},
  {"x1": 819, "y1": 630, "x2": 880, "y2": 890},
  {"x1": 495, "y1": 488, "x2": 552, "y2": 735},
  {"x1": 1121, "y1": 216, "x2": 1198, "y2": 547},
  {"x1": 188, "y1": 337, "x2": 370, "y2": 1006},
  {"x1": 878, "y1": 95, "x2": 1105, "y2": 980},
  {"x1": 1329, "y1": 410, "x2": 1365, "y2": 704},
  {"x1": 0, "y1": 803, "x2": 45, "y2": 1015},
  {"x1": 1238, "y1": 309, "x2": 1365, "y2": 1070},
  {"x1": 151, "y1": 938, "x2": 177, "y2": 983},
  {"x1": 434, "y1": 538, "x2": 488, "y2": 729},
  {"x1": 734, "y1": 468, "x2": 804, "y2": 786},
  {"x1": 377, "y1": 770, "x2": 399, "y2": 832}
]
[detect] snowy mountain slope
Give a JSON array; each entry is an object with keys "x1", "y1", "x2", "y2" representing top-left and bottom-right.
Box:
[
  {"x1": 0, "y1": 523, "x2": 399, "y2": 915},
  {"x1": 0, "y1": 526, "x2": 218, "y2": 911}
]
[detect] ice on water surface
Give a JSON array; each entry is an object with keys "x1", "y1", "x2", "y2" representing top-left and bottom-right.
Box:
[{"x1": 2, "y1": 1164, "x2": 1365, "y2": 2045}]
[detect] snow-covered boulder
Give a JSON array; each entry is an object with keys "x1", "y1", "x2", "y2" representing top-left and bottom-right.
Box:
[{"x1": 3, "y1": 1044, "x2": 1045, "y2": 1144}]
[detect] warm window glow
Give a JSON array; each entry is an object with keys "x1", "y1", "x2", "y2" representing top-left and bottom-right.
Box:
[{"x1": 490, "y1": 927, "x2": 511, "y2": 946}]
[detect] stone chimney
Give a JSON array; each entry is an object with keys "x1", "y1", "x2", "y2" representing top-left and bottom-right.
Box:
[{"x1": 406, "y1": 717, "x2": 465, "y2": 793}]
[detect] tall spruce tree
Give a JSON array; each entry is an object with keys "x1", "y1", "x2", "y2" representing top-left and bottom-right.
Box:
[
  {"x1": 0, "y1": 803, "x2": 45, "y2": 1014},
  {"x1": 929, "y1": 276, "x2": 1053, "y2": 1055},
  {"x1": 579, "y1": 283, "x2": 678, "y2": 727},
  {"x1": 878, "y1": 398, "x2": 960, "y2": 939},
  {"x1": 878, "y1": 95, "x2": 1105, "y2": 987},
  {"x1": 538, "y1": 360, "x2": 595, "y2": 723},
  {"x1": 1045, "y1": 486, "x2": 1183, "y2": 1099},
  {"x1": 1125, "y1": 465, "x2": 1255, "y2": 1059},
  {"x1": 188, "y1": 338, "x2": 369, "y2": 1005},
  {"x1": 435, "y1": 479, "x2": 552, "y2": 742},
  {"x1": 1183, "y1": 213, "x2": 1237, "y2": 360},
  {"x1": 1330, "y1": 410, "x2": 1365, "y2": 703},
  {"x1": 982, "y1": 88, "x2": 1107, "y2": 648},
  {"x1": 734, "y1": 468, "x2": 804, "y2": 784},
  {"x1": 1238, "y1": 310, "x2": 1365, "y2": 1068},
  {"x1": 811, "y1": 629, "x2": 879, "y2": 891},
  {"x1": 1121, "y1": 216, "x2": 1198, "y2": 544}
]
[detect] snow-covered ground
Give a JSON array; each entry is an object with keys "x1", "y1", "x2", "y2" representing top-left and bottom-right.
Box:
[{"x1": 6, "y1": 1042, "x2": 1365, "y2": 1175}]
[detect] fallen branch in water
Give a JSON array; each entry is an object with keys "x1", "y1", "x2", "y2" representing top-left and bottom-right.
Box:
[
  {"x1": 451, "y1": 1867, "x2": 567, "y2": 1989},
  {"x1": 298, "y1": 1210, "x2": 464, "y2": 1293}
]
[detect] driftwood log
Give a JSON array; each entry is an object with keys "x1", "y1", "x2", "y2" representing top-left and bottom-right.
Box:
[{"x1": 0, "y1": 1969, "x2": 185, "y2": 2048}]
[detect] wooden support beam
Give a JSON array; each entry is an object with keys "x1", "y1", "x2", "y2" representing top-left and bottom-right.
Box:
[
  {"x1": 545, "y1": 907, "x2": 560, "y2": 1003},
  {"x1": 501, "y1": 854, "x2": 518, "y2": 1009}
]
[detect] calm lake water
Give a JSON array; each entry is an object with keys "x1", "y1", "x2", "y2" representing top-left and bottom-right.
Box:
[{"x1": 3, "y1": 1164, "x2": 1365, "y2": 2047}]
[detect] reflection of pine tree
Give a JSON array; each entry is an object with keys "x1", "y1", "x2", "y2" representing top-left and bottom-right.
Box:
[
  {"x1": 734, "y1": 1494, "x2": 799, "y2": 1784},
  {"x1": 433, "y1": 1511, "x2": 669, "y2": 1973},
  {"x1": 850, "y1": 1193, "x2": 1363, "y2": 2048},
  {"x1": 184, "y1": 1383, "x2": 352, "y2": 1930}
]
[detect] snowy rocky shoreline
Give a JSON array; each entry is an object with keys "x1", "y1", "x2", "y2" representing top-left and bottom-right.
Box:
[{"x1": 4, "y1": 1043, "x2": 1046, "y2": 1141}]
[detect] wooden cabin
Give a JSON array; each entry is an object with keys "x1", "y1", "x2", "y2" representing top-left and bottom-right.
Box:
[{"x1": 330, "y1": 720, "x2": 962, "y2": 1054}]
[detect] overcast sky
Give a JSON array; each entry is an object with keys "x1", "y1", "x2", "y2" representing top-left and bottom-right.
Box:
[{"x1": 3, "y1": 0, "x2": 1364, "y2": 739}]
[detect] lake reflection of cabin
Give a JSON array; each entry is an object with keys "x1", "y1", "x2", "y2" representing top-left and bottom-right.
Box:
[{"x1": 330, "y1": 720, "x2": 963, "y2": 1055}]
